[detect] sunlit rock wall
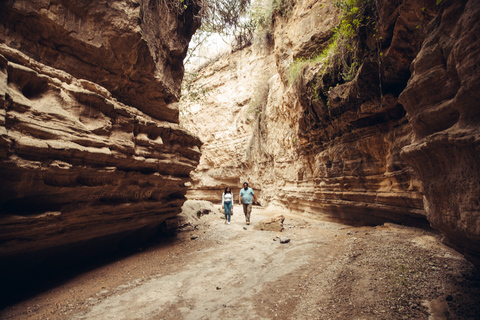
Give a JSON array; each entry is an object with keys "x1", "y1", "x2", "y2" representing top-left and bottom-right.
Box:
[
  {"x1": 0, "y1": 0, "x2": 202, "y2": 267},
  {"x1": 183, "y1": 0, "x2": 424, "y2": 225},
  {"x1": 182, "y1": 0, "x2": 480, "y2": 266},
  {"x1": 182, "y1": 45, "x2": 277, "y2": 203}
]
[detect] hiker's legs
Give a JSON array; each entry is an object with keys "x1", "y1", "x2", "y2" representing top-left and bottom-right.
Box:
[
  {"x1": 243, "y1": 203, "x2": 252, "y2": 223},
  {"x1": 224, "y1": 202, "x2": 232, "y2": 222}
]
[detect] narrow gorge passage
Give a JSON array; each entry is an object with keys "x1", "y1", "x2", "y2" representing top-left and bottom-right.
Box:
[
  {"x1": 1, "y1": 0, "x2": 480, "y2": 319},
  {"x1": 1, "y1": 204, "x2": 479, "y2": 320}
]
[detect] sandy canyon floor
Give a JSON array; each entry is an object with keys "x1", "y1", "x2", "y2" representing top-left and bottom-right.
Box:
[{"x1": 1, "y1": 203, "x2": 479, "y2": 320}]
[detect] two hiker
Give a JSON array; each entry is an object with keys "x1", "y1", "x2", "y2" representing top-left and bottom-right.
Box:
[{"x1": 222, "y1": 182, "x2": 257, "y2": 225}]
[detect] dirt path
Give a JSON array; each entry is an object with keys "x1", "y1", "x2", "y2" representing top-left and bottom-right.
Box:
[{"x1": 1, "y1": 203, "x2": 479, "y2": 319}]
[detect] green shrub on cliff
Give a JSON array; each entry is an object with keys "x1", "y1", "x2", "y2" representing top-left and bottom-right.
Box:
[
  {"x1": 288, "y1": 39, "x2": 338, "y2": 85},
  {"x1": 288, "y1": 0, "x2": 374, "y2": 85}
]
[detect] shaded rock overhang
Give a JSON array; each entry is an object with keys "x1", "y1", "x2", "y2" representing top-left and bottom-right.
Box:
[{"x1": 0, "y1": 0, "x2": 203, "y2": 269}]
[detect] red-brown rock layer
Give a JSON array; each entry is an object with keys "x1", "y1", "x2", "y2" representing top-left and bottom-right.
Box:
[
  {"x1": 399, "y1": 0, "x2": 480, "y2": 266},
  {"x1": 0, "y1": 0, "x2": 202, "y2": 268}
]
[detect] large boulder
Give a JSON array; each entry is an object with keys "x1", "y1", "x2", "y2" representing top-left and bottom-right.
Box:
[{"x1": 254, "y1": 214, "x2": 285, "y2": 232}]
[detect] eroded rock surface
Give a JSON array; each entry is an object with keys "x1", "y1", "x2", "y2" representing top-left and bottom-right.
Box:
[
  {"x1": 399, "y1": 0, "x2": 480, "y2": 266},
  {"x1": 0, "y1": 0, "x2": 202, "y2": 269},
  {"x1": 182, "y1": 0, "x2": 425, "y2": 225},
  {"x1": 181, "y1": 0, "x2": 480, "y2": 266}
]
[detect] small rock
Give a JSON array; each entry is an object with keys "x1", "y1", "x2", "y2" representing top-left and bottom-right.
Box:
[
  {"x1": 446, "y1": 295, "x2": 453, "y2": 301},
  {"x1": 243, "y1": 226, "x2": 247, "y2": 230},
  {"x1": 191, "y1": 235, "x2": 199, "y2": 240},
  {"x1": 279, "y1": 237, "x2": 290, "y2": 244}
]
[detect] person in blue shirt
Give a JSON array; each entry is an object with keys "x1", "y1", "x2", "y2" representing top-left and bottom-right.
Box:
[{"x1": 238, "y1": 182, "x2": 257, "y2": 225}]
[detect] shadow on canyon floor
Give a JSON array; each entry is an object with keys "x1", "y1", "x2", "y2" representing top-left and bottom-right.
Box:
[
  {"x1": 1, "y1": 204, "x2": 479, "y2": 320},
  {"x1": 0, "y1": 231, "x2": 182, "y2": 310}
]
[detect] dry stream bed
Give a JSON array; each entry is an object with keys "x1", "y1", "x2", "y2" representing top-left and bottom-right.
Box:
[{"x1": 1, "y1": 204, "x2": 479, "y2": 319}]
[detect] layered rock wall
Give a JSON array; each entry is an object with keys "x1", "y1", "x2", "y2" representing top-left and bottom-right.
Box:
[
  {"x1": 183, "y1": 0, "x2": 425, "y2": 224},
  {"x1": 0, "y1": 0, "x2": 202, "y2": 268},
  {"x1": 182, "y1": 0, "x2": 480, "y2": 266},
  {"x1": 399, "y1": 0, "x2": 480, "y2": 265}
]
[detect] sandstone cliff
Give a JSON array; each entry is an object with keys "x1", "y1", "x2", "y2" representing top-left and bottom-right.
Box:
[
  {"x1": 181, "y1": 0, "x2": 480, "y2": 266},
  {"x1": 399, "y1": 0, "x2": 480, "y2": 267},
  {"x1": 0, "y1": 0, "x2": 202, "y2": 269}
]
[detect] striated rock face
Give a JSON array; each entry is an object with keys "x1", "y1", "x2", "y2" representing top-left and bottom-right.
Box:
[
  {"x1": 182, "y1": 46, "x2": 277, "y2": 203},
  {"x1": 183, "y1": 0, "x2": 425, "y2": 225},
  {"x1": 399, "y1": 0, "x2": 480, "y2": 266},
  {"x1": 0, "y1": 0, "x2": 202, "y2": 268},
  {"x1": 289, "y1": 0, "x2": 435, "y2": 226},
  {"x1": 0, "y1": 0, "x2": 198, "y2": 122},
  {"x1": 182, "y1": 0, "x2": 480, "y2": 266}
]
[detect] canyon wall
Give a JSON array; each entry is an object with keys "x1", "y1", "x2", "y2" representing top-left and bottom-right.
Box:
[
  {"x1": 398, "y1": 0, "x2": 480, "y2": 266},
  {"x1": 0, "y1": 0, "x2": 202, "y2": 269},
  {"x1": 181, "y1": 0, "x2": 480, "y2": 266}
]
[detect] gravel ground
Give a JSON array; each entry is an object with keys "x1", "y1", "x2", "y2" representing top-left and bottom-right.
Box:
[{"x1": 1, "y1": 201, "x2": 479, "y2": 320}]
